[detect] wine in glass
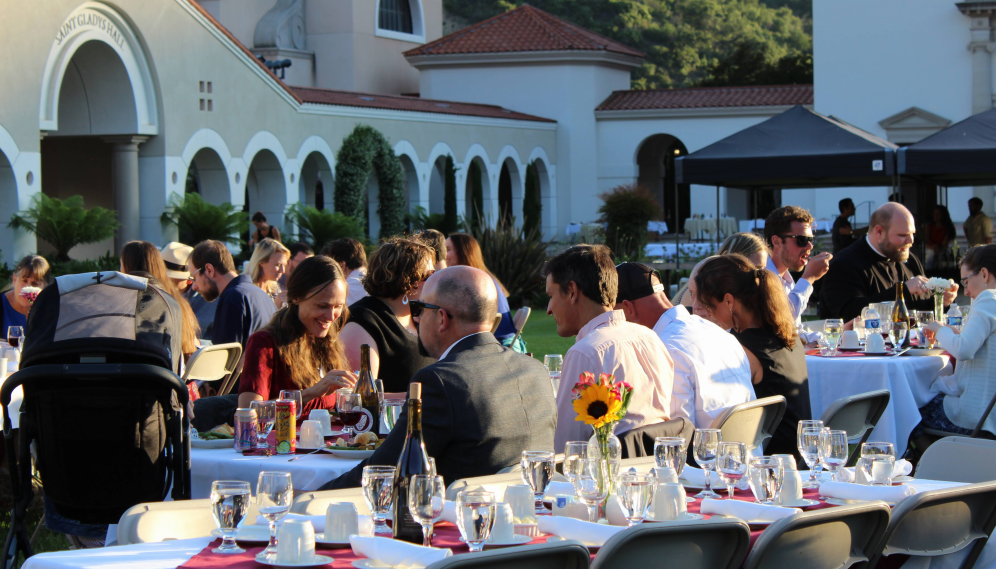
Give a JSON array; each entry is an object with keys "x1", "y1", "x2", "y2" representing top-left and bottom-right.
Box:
[
  {"x1": 819, "y1": 429, "x2": 849, "y2": 482},
  {"x1": 562, "y1": 442, "x2": 588, "y2": 487},
  {"x1": 256, "y1": 471, "x2": 293, "y2": 558},
  {"x1": 889, "y1": 322, "x2": 908, "y2": 351},
  {"x1": 520, "y1": 450, "x2": 554, "y2": 514},
  {"x1": 361, "y1": 466, "x2": 396, "y2": 535},
  {"x1": 7, "y1": 326, "x2": 23, "y2": 359},
  {"x1": 408, "y1": 474, "x2": 445, "y2": 547},
  {"x1": 573, "y1": 458, "x2": 610, "y2": 523},
  {"x1": 823, "y1": 319, "x2": 843, "y2": 356},
  {"x1": 617, "y1": 473, "x2": 655, "y2": 526},
  {"x1": 693, "y1": 429, "x2": 722, "y2": 499},
  {"x1": 455, "y1": 491, "x2": 496, "y2": 553},
  {"x1": 210, "y1": 480, "x2": 252, "y2": 554},
  {"x1": 337, "y1": 392, "x2": 363, "y2": 439},
  {"x1": 279, "y1": 389, "x2": 303, "y2": 421},
  {"x1": 250, "y1": 400, "x2": 276, "y2": 448},
  {"x1": 796, "y1": 420, "x2": 825, "y2": 488},
  {"x1": 716, "y1": 441, "x2": 748, "y2": 500},
  {"x1": 919, "y1": 311, "x2": 936, "y2": 348}
]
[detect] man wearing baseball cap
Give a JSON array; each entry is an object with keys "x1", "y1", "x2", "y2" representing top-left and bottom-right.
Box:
[{"x1": 615, "y1": 262, "x2": 756, "y2": 428}]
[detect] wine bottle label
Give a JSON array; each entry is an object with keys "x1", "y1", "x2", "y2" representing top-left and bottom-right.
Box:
[{"x1": 353, "y1": 409, "x2": 374, "y2": 433}]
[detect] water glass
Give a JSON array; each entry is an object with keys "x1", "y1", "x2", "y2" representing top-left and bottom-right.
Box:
[
  {"x1": 257, "y1": 471, "x2": 293, "y2": 557},
  {"x1": 653, "y1": 437, "x2": 688, "y2": 478},
  {"x1": 456, "y1": 491, "x2": 496, "y2": 553},
  {"x1": 617, "y1": 473, "x2": 655, "y2": 526},
  {"x1": 819, "y1": 429, "x2": 849, "y2": 481},
  {"x1": 693, "y1": 429, "x2": 722, "y2": 499},
  {"x1": 408, "y1": 474, "x2": 445, "y2": 547},
  {"x1": 716, "y1": 441, "x2": 748, "y2": 500},
  {"x1": 520, "y1": 450, "x2": 555, "y2": 514},
  {"x1": 251, "y1": 400, "x2": 276, "y2": 448},
  {"x1": 748, "y1": 457, "x2": 784, "y2": 504},
  {"x1": 858, "y1": 442, "x2": 896, "y2": 485},
  {"x1": 919, "y1": 311, "x2": 936, "y2": 347},
  {"x1": 573, "y1": 458, "x2": 610, "y2": 523},
  {"x1": 279, "y1": 390, "x2": 303, "y2": 420},
  {"x1": 796, "y1": 420, "x2": 824, "y2": 488},
  {"x1": 818, "y1": 335, "x2": 838, "y2": 357},
  {"x1": 563, "y1": 442, "x2": 588, "y2": 486},
  {"x1": 544, "y1": 354, "x2": 563, "y2": 393},
  {"x1": 361, "y1": 466, "x2": 396, "y2": 535},
  {"x1": 889, "y1": 322, "x2": 908, "y2": 349},
  {"x1": 381, "y1": 398, "x2": 405, "y2": 432},
  {"x1": 210, "y1": 480, "x2": 251, "y2": 554}
]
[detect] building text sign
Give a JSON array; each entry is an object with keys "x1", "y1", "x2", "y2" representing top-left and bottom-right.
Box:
[{"x1": 55, "y1": 10, "x2": 125, "y2": 48}]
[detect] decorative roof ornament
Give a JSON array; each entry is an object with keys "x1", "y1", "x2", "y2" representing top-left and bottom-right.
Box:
[{"x1": 253, "y1": 0, "x2": 306, "y2": 51}]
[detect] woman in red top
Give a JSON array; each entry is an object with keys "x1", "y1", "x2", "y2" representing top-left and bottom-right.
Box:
[{"x1": 237, "y1": 256, "x2": 356, "y2": 413}]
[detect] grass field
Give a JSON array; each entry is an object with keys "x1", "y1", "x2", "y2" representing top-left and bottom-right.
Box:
[{"x1": 521, "y1": 310, "x2": 575, "y2": 362}]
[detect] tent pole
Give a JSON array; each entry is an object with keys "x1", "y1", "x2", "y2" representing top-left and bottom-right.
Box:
[
  {"x1": 675, "y1": 176, "x2": 680, "y2": 273},
  {"x1": 716, "y1": 186, "x2": 721, "y2": 247},
  {"x1": 753, "y1": 189, "x2": 758, "y2": 232}
]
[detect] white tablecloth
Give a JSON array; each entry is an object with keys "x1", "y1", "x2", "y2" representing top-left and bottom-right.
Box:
[
  {"x1": 190, "y1": 448, "x2": 361, "y2": 499},
  {"x1": 564, "y1": 222, "x2": 607, "y2": 236},
  {"x1": 1, "y1": 359, "x2": 22, "y2": 429},
  {"x1": 806, "y1": 354, "x2": 952, "y2": 456},
  {"x1": 684, "y1": 217, "x2": 736, "y2": 239},
  {"x1": 644, "y1": 242, "x2": 718, "y2": 261}
]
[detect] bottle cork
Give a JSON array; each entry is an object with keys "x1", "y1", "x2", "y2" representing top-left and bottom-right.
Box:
[{"x1": 409, "y1": 382, "x2": 422, "y2": 400}]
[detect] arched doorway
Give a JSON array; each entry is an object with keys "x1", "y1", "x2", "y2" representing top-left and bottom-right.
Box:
[
  {"x1": 187, "y1": 148, "x2": 229, "y2": 206},
  {"x1": 637, "y1": 134, "x2": 689, "y2": 234},
  {"x1": 0, "y1": 151, "x2": 17, "y2": 259},
  {"x1": 427, "y1": 155, "x2": 447, "y2": 216},
  {"x1": 464, "y1": 157, "x2": 488, "y2": 230},
  {"x1": 299, "y1": 152, "x2": 333, "y2": 209},
  {"x1": 398, "y1": 154, "x2": 419, "y2": 218},
  {"x1": 531, "y1": 157, "x2": 553, "y2": 238},
  {"x1": 245, "y1": 149, "x2": 286, "y2": 242},
  {"x1": 498, "y1": 159, "x2": 522, "y2": 227}
]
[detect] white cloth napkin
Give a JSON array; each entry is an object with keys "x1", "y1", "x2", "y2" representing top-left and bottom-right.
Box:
[
  {"x1": 679, "y1": 466, "x2": 726, "y2": 489},
  {"x1": 836, "y1": 459, "x2": 913, "y2": 483},
  {"x1": 699, "y1": 498, "x2": 801, "y2": 522},
  {"x1": 537, "y1": 516, "x2": 626, "y2": 546},
  {"x1": 819, "y1": 481, "x2": 917, "y2": 503},
  {"x1": 545, "y1": 481, "x2": 576, "y2": 497},
  {"x1": 440, "y1": 500, "x2": 457, "y2": 523},
  {"x1": 349, "y1": 536, "x2": 451, "y2": 569},
  {"x1": 254, "y1": 513, "x2": 374, "y2": 536}
]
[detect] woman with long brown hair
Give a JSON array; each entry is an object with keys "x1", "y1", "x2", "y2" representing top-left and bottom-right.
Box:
[
  {"x1": 237, "y1": 255, "x2": 356, "y2": 412},
  {"x1": 693, "y1": 254, "x2": 811, "y2": 456},
  {"x1": 445, "y1": 233, "x2": 517, "y2": 346},
  {"x1": 120, "y1": 241, "x2": 201, "y2": 359}
]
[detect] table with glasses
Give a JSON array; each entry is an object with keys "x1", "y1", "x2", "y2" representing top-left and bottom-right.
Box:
[{"x1": 189, "y1": 447, "x2": 362, "y2": 499}]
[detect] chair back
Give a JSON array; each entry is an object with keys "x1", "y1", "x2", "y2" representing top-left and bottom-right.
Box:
[
  {"x1": 182, "y1": 342, "x2": 242, "y2": 382},
  {"x1": 869, "y1": 480, "x2": 996, "y2": 569},
  {"x1": 819, "y1": 389, "x2": 891, "y2": 466},
  {"x1": 709, "y1": 396, "x2": 786, "y2": 452},
  {"x1": 801, "y1": 319, "x2": 827, "y2": 334},
  {"x1": 291, "y1": 487, "x2": 370, "y2": 516},
  {"x1": 425, "y1": 539, "x2": 590, "y2": 569},
  {"x1": 916, "y1": 437, "x2": 996, "y2": 483},
  {"x1": 744, "y1": 502, "x2": 891, "y2": 569},
  {"x1": 591, "y1": 518, "x2": 749, "y2": 569},
  {"x1": 618, "y1": 418, "x2": 693, "y2": 459},
  {"x1": 513, "y1": 307, "x2": 531, "y2": 333},
  {"x1": 116, "y1": 499, "x2": 261, "y2": 545},
  {"x1": 217, "y1": 351, "x2": 247, "y2": 396},
  {"x1": 446, "y1": 471, "x2": 527, "y2": 501}
]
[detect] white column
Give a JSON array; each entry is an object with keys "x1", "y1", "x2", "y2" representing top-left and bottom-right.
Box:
[
  {"x1": 959, "y1": 4, "x2": 996, "y2": 214},
  {"x1": 104, "y1": 136, "x2": 149, "y2": 249}
]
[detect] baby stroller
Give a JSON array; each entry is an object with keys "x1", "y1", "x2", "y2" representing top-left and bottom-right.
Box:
[{"x1": 0, "y1": 272, "x2": 191, "y2": 568}]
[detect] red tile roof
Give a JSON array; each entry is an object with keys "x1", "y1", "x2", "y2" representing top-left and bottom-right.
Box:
[
  {"x1": 596, "y1": 85, "x2": 814, "y2": 111},
  {"x1": 405, "y1": 5, "x2": 644, "y2": 58},
  {"x1": 293, "y1": 87, "x2": 556, "y2": 123}
]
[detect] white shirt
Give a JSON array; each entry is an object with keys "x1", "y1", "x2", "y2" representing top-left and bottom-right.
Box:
[
  {"x1": 345, "y1": 267, "x2": 368, "y2": 307},
  {"x1": 438, "y1": 332, "x2": 487, "y2": 361},
  {"x1": 766, "y1": 256, "x2": 811, "y2": 324},
  {"x1": 652, "y1": 305, "x2": 756, "y2": 428}
]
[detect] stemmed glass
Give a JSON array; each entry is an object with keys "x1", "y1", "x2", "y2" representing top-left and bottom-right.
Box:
[
  {"x1": 716, "y1": 442, "x2": 748, "y2": 500},
  {"x1": 562, "y1": 442, "x2": 588, "y2": 487},
  {"x1": 797, "y1": 420, "x2": 825, "y2": 488},
  {"x1": 456, "y1": 491, "x2": 496, "y2": 553},
  {"x1": 544, "y1": 354, "x2": 563, "y2": 393},
  {"x1": 337, "y1": 392, "x2": 363, "y2": 439},
  {"x1": 408, "y1": 474, "x2": 445, "y2": 547},
  {"x1": 617, "y1": 473, "x2": 655, "y2": 526},
  {"x1": 7, "y1": 326, "x2": 23, "y2": 359},
  {"x1": 747, "y1": 457, "x2": 784, "y2": 504},
  {"x1": 362, "y1": 466, "x2": 396, "y2": 535},
  {"x1": 256, "y1": 471, "x2": 293, "y2": 559},
  {"x1": 819, "y1": 430, "x2": 849, "y2": 482},
  {"x1": 858, "y1": 442, "x2": 896, "y2": 486},
  {"x1": 520, "y1": 450, "x2": 554, "y2": 514},
  {"x1": 251, "y1": 400, "x2": 276, "y2": 448},
  {"x1": 824, "y1": 319, "x2": 843, "y2": 356},
  {"x1": 693, "y1": 429, "x2": 722, "y2": 499},
  {"x1": 279, "y1": 390, "x2": 303, "y2": 421},
  {"x1": 889, "y1": 322, "x2": 908, "y2": 350},
  {"x1": 573, "y1": 458, "x2": 610, "y2": 523},
  {"x1": 210, "y1": 480, "x2": 252, "y2": 554}
]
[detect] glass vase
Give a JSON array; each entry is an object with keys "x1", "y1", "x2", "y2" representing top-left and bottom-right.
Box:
[
  {"x1": 588, "y1": 423, "x2": 621, "y2": 511},
  {"x1": 934, "y1": 293, "x2": 944, "y2": 323}
]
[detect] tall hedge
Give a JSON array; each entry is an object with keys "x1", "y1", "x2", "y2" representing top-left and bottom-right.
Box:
[
  {"x1": 468, "y1": 160, "x2": 484, "y2": 234},
  {"x1": 333, "y1": 125, "x2": 407, "y2": 238},
  {"x1": 523, "y1": 162, "x2": 542, "y2": 236},
  {"x1": 443, "y1": 156, "x2": 458, "y2": 235}
]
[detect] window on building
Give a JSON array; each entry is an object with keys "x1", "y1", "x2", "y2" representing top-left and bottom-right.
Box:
[{"x1": 379, "y1": 0, "x2": 413, "y2": 34}]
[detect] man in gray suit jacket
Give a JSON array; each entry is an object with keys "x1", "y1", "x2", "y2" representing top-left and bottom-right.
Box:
[{"x1": 322, "y1": 266, "x2": 557, "y2": 489}]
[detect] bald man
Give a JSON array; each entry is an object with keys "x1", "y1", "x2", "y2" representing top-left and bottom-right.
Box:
[
  {"x1": 321, "y1": 266, "x2": 556, "y2": 489},
  {"x1": 819, "y1": 202, "x2": 959, "y2": 321}
]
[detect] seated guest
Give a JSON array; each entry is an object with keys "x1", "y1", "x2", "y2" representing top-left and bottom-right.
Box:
[
  {"x1": 322, "y1": 266, "x2": 556, "y2": 488},
  {"x1": 278, "y1": 242, "x2": 315, "y2": 294},
  {"x1": 339, "y1": 237, "x2": 436, "y2": 392},
  {"x1": 694, "y1": 254, "x2": 811, "y2": 457},
  {"x1": 764, "y1": 206, "x2": 832, "y2": 325},
  {"x1": 250, "y1": 211, "x2": 281, "y2": 247},
  {"x1": 238, "y1": 256, "x2": 356, "y2": 412},
  {"x1": 832, "y1": 198, "x2": 857, "y2": 254},
  {"x1": 445, "y1": 233, "x2": 518, "y2": 349},
  {"x1": 188, "y1": 240, "x2": 276, "y2": 347},
  {"x1": 917, "y1": 245, "x2": 996, "y2": 438},
  {"x1": 248, "y1": 238, "x2": 290, "y2": 308},
  {"x1": 615, "y1": 262, "x2": 755, "y2": 428},
  {"x1": 546, "y1": 245, "x2": 675, "y2": 449},
  {"x1": 164, "y1": 241, "x2": 218, "y2": 338},
  {"x1": 418, "y1": 229, "x2": 448, "y2": 270},
  {"x1": 322, "y1": 238, "x2": 368, "y2": 307},
  {"x1": 719, "y1": 232, "x2": 768, "y2": 268},
  {"x1": 681, "y1": 256, "x2": 718, "y2": 319},
  {"x1": 819, "y1": 202, "x2": 958, "y2": 321},
  {"x1": 1, "y1": 255, "x2": 50, "y2": 334}
]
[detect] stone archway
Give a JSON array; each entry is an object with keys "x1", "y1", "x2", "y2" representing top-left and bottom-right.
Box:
[
  {"x1": 333, "y1": 125, "x2": 406, "y2": 239},
  {"x1": 637, "y1": 134, "x2": 689, "y2": 234},
  {"x1": 187, "y1": 148, "x2": 230, "y2": 206},
  {"x1": 299, "y1": 152, "x2": 333, "y2": 209},
  {"x1": 498, "y1": 158, "x2": 522, "y2": 227},
  {"x1": 245, "y1": 149, "x2": 287, "y2": 239},
  {"x1": 0, "y1": 150, "x2": 17, "y2": 260}
]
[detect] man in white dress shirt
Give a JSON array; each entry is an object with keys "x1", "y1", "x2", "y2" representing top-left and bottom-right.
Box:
[
  {"x1": 322, "y1": 237, "x2": 368, "y2": 307},
  {"x1": 763, "y1": 206, "x2": 832, "y2": 325},
  {"x1": 615, "y1": 263, "x2": 756, "y2": 428}
]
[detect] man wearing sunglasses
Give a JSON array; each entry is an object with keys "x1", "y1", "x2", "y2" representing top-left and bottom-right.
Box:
[{"x1": 763, "y1": 206, "x2": 832, "y2": 325}]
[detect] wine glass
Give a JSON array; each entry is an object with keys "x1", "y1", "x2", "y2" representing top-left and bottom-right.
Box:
[
  {"x1": 819, "y1": 430, "x2": 849, "y2": 482},
  {"x1": 747, "y1": 457, "x2": 784, "y2": 504},
  {"x1": 337, "y1": 392, "x2": 363, "y2": 439},
  {"x1": 361, "y1": 465, "x2": 396, "y2": 535},
  {"x1": 250, "y1": 400, "x2": 276, "y2": 448},
  {"x1": 7, "y1": 326, "x2": 23, "y2": 359},
  {"x1": 824, "y1": 319, "x2": 843, "y2": 355},
  {"x1": 889, "y1": 322, "x2": 908, "y2": 350},
  {"x1": 562, "y1": 442, "x2": 588, "y2": 487},
  {"x1": 408, "y1": 474, "x2": 445, "y2": 547},
  {"x1": 858, "y1": 442, "x2": 897, "y2": 485},
  {"x1": 256, "y1": 471, "x2": 293, "y2": 558},
  {"x1": 544, "y1": 354, "x2": 563, "y2": 393},
  {"x1": 573, "y1": 458, "x2": 610, "y2": 523},
  {"x1": 456, "y1": 490, "x2": 496, "y2": 553},
  {"x1": 210, "y1": 480, "x2": 251, "y2": 554},
  {"x1": 430, "y1": 475, "x2": 446, "y2": 526},
  {"x1": 653, "y1": 437, "x2": 688, "y2": 478},
  {"x1": 797, "y1": 420, "x2": 824, "y2": 488},
  {"x1": 279, "y1": 390, "x2": 303, "y2": 421},
  {"x1": 520, "y1": 450, "x2": 554, "y2": 514},
  {"x1": 716, "y1": 442, "x2": 748, "y2": 500},
  {"x1": 617, "y1": 473, "x2": 655, "y2": 526},
  {"x1": 693, "y1": 429, "x2": 722, "y2": 499}
]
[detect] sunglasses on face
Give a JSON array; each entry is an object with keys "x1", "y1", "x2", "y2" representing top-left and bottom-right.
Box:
[
  {"x1": 778, "y1": 234, "x2": 816, "y2": 247},
  {"x1": 408, "y1": 300, "x2": 452, "y2": 319}
]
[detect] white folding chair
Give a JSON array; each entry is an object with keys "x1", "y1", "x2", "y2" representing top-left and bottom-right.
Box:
[
  {"x1": 916, "y1": 437, "x2": 996, "y2": 483},
  {"x1": 182, "y1": 342, "x2": 242, "y2": 383},
  {"x1": 291, "y1": 487, "x2": 370, "y2": 515},
  {"x1": 116, "y1": 499, "x2": 261, "y2": 545},
  {"x1": 710, "y1": 396, "x2": 786, "y2": 453},
  {"x1": 819, "y1": 389, "x2": 891, "y2": 466},
  {"x1": 446, "y1": 471, "x2": 529, "y2": 501},
  {"x1": 426, "y1": 539, "x2": 590, "y2": 569},
  {"x1": 592, "y1": 518, "x2": 750, "y2": 569}
]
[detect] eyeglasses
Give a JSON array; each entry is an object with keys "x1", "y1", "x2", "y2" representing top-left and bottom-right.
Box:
[
  {"x1": 408, "y1": 300, "x2": 452, "y2": 319},
  {"x1": 962, "y1": 270, "x2": 981, "y2": 287},
  {"x1": 777, "y1": 234, "x2": 816, "y2": 247}
]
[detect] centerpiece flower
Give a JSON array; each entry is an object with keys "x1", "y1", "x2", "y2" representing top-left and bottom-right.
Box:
[
  {"x1": 19, "y1": 287, "x2": 41, "y2": 306},
  {"x1": 925, "y1": 277, "x2": 955, "y2": 322}
]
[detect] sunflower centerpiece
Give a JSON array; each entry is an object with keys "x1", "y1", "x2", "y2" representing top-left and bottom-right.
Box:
[{"x1": 572, "y1": 372, "x2": 633, "y2": 475}]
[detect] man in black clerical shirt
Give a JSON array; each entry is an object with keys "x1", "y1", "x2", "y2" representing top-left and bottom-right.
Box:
[
  {"x1": 832, "y1": 198, "x2": 857, "y2": 254},
  {"x1": 819, "y1": 202, "x2": 959, "y2": 321}
]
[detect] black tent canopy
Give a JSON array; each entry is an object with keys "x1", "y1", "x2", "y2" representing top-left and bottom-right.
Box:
[
  {"x1": 898, "y1": 107, "x2": 996, "y2": 186},
  {"x1": 675, "y1": 105, "x2": 899, "y2": 188}
]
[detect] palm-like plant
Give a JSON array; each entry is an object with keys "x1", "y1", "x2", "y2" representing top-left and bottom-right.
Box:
[
  {"x1": 8, "y1": 194, "x2": 119, "y2": 262},
  {"x1": 161, "y1": 193, "x2": 248, "y2": 247},
  {"x1": 287, "y1": 203, "x2": 365, "y2": 251},
  {"x1": 471, "y1": 217, "x2": 550, "y2": 307}
]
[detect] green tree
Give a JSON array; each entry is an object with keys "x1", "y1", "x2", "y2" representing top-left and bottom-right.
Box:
[
  {"x1": 161, "y1": 192, "x2": 248, "y2": 248},
  {"x1": 597, "y1": 184, "x2": 660, "y2": 260},
  {"x1": 467, "y1": 160, "x2": 485, "y2": 234},
  {"x1": 8, "y1": 194, "x2": 119, "y2": 262},
  {"x1": 334, "y1": 125, "x2": 407, "y2": 239},
  {"x1": 443, "y1": 156, "x2": 458, "y2": 235},
  {"x1": 287, "y1": 204, "x2": 365, "y2": 251},
  {"x1": 523, "y1": 162, "x2": 542, "y2": 236},
  {"x1": 698, "y1": 41, "x2": 812, "y2": 87}
]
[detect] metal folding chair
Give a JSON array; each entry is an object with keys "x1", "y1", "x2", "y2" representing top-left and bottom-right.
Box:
[
  {"x1": 819, "y1": 389, "x2": 891, "y2": 466},
  {"x1": 709, "y1": 395, "x2": 787, "y2": 452},
  {"x1": 591, "y1": 518, "x2": 750, "y2": 569},
  {"x1": 915, "y1": 437, "x2": 996, "y2": 483},
  {"x1": 426, "y1": 539, "x2": 590, "y2": 569}
]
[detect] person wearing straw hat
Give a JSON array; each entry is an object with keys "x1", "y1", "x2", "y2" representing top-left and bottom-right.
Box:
[{"x1": 162, "y1": 241, "x2": 218, "y2": 340}]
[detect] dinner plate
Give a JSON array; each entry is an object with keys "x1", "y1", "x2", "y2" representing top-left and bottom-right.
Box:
[
  {"x1": 645, "y1": 512, "x2": 704, "y2": 523},
  {"x1": 191, "y1": 438, "x2": 234, "y2": 449},
  {"x1": 776, "y1": 498, "x2": 821, "y2": 507},
  {"x1": 893, "y1": 475, "x2": 913, "y2": 483},
  {"x1": 323, "y1": 448, "x2": 375, "y2": 459},
  {"x1": 351, "y1": 560, "x2": 392, "y2": 569},
  {"x1": 314, "y1": 533, "x2": 352, "y2": 548},
  {"x1": 459, "y1": 534, "x2": 533, "y2": 548},
  {"x1": 861, "y1": 351, "x2": 893, "y2": 356},
  {"x1": 902, "y1": 349, "x2": 945, "y2": 357},
  {"x1": 256, "y1": 553, "x2": 335, "y2": 567},
  {"x1": 825, "y1": 497, "x2": 897, "y2": 507},
  {"x1": 679, "y1": 479, "x2": 728, "y2": 491},
  {"x1": 546, "y1": 535, "x2": 601, "y2": 551},
  {"x1": 211, "y1": 525, "x2": 270, "y2": 542}
]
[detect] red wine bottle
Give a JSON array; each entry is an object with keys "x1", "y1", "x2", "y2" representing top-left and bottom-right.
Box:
[
  {"x1": 355, "y1": 344, "x2": 380, "y2": 434},
  {"x1": 391, "y1": 383, "x2": 431, "y2": 543}
]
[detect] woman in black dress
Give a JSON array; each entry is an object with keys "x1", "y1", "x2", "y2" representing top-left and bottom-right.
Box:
[
  {"x1": 693, "y1": 254, "x2": 811, "y2": 457},
  {"x1": 338, "y1": 236, "x2": 437, "y2": 393}
]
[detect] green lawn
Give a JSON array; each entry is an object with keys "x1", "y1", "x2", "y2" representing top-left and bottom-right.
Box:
[
  {"x1": 0, "y1": 507, "x2": 72, "y2": 565},
  {"x1": 520, "y1": 310, "x2": 575, "y2": 362}
]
